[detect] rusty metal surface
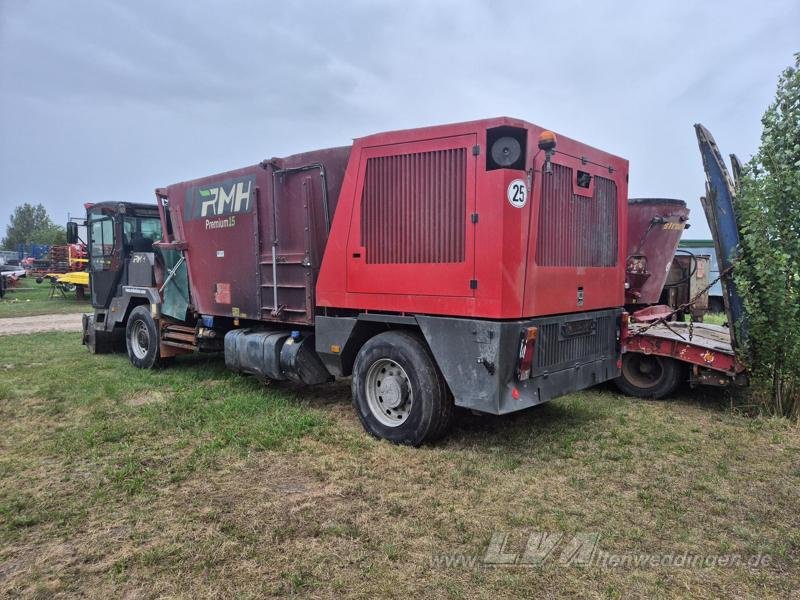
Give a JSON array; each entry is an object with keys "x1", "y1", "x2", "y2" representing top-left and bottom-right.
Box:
[
  {"x1": 625, "y1": 198, "x2": 689, "y2": 305},
  {"x1": 633, "y1": 322, "x2": 732, "y2": 351},
  {"x1": 162, "y1": 146, "x2": 350, "y2": 325},
  {"x1": 624, "y1": 321, "x2": 743, "y2": 375}
]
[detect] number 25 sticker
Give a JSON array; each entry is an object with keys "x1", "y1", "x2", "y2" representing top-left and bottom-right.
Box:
[{"x1": 507, "y1": 179, "x2": 528, "y2": 208}]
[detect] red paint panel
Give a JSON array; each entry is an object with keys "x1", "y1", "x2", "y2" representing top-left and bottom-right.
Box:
[
  {"x1": 315, "y1": 117, "x2": 629, "y2": 318},
  {"x1": 361, "y1": 148, "x2": 466, "y2": 264},
  {"x1": 536, "y1": 163, "x2": 617, "y2": 268},
  {"x1": 163, "y1": 147, "x2": 350, "y2": 325},
  {"x1": 346, "y1": 134, "x2": 476, "y2": 297},
  {"x1": 521, "y1": 146, "x2": 628, "y2": 317},
  {"x1": 167, "y1": 168, "x2": 264, "y2": 320}
]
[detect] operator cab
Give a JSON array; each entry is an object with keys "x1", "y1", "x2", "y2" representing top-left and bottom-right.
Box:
[{"x1": 79, "y1": 202, "x2": 162, "y2": 308}]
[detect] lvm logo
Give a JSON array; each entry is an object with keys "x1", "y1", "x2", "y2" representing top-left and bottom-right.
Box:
[
  {"x1": 186, "y1": 175, "x2": 255, "y2": 220},
  {"x1": 430, "y1": 531, "x2": 772, "y2": 570}
]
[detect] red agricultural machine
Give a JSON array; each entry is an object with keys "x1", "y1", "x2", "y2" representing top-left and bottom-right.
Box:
[
  {"x1": 77, "y1": 117, "x2": 746, "y2": 444},
  {"x1": 27, "y1": 242, "x2": 90, "y2": 298}
]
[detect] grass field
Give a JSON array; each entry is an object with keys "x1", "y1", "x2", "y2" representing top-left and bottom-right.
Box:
[
  {"x1": 1, "y1": 333, "x2": 798, "y2": 598},
  {"x1": 0, "y1": 279, "x2": 89, "y2": 318},
  {"x1": 698, "y1": 312, "x2": 727, "y2": 326}
]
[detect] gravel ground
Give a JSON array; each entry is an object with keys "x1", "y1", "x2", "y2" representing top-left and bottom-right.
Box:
[{"x1": 0, "y1": 313, "x2": 86, "y2": 336}]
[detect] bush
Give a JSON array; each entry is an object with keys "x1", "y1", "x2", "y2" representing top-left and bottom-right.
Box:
[{"x1": 735, "y1": 53, "x2": 800, "y2": 418}]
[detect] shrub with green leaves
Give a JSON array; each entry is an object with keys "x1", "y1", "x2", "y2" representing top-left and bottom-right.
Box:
[{"x1": 735, "y1": 53, "x2": 800, "y2": 418}]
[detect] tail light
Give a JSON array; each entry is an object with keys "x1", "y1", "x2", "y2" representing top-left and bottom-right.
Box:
[{"x1": 516, "y1": 326, "x2": 538, "y2": 380}]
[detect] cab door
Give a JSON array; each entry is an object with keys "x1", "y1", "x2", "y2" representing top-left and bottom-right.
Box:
[
  {"x1": 346, "y1": 134, "x2": 477, "y2": 297},
  {"x1": 88, "y1": 209, "x2": 122, "y2": 308}
]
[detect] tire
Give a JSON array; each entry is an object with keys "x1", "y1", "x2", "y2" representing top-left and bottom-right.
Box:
[
  {"x1": 351, "y1": 331, "x2": 452, "y2": 446},
  {"x1": 126, "y1": 305, "x2": 164, "y2": 369},
  {"x1": 614, "y1": 353, "x2": 684, "y2": 399}
]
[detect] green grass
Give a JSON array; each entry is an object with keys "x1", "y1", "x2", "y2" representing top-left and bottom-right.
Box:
[
  {"x1": 0, "y1": 333, "x2": 798, "y2": 598},
  {"x1": 0, "y1": 278, "x2": 90, "y2": 318},
  {"x1": 701, "y1": 312, "x2": 727, "y2": 325}
]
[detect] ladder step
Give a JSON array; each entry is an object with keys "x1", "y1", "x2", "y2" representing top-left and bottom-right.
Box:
[
  {"x1": 163, "y1": 331, "x2": 197, "y2": 343},
  {"x1": 161, "y1": 340, "x2": 196, "y2": 351}
]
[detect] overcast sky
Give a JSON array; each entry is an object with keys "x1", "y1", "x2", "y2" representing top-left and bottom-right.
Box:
[{"x1": 1, "y1": 0, "x2": 798, "y2": 240}]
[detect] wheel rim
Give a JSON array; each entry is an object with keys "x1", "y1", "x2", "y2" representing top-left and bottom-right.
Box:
[
  {"x1": 622, "y1": 354, "x2": 665, "y2": 389},
  {"x1": 131, "y1": 320, "x2": 150, "y2": 360},
  {"x1": 365, "y1": 358, "x2": 413, "y2": 427}
]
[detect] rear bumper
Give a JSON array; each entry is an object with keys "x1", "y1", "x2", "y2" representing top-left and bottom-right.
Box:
[{"x1": 417, "y1": 308, "x2": 622, "y2": 415}]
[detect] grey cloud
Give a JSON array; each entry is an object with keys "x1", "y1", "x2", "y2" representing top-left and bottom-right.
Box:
[{"x1": 1, "y1": 0, "x2": 798, "y2": 237}]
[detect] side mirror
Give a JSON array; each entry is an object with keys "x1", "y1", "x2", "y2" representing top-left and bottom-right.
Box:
[{"x1": 66, "y1": 221, "x2": 79, "y2": 244}]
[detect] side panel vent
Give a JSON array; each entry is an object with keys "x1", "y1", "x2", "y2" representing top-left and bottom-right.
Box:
[
  {"x1": 535, "y1": 314, "x2": 616, "y2": 370},
  {"x1": 536, "y1": 163, "x2": 618, "y2": 267},
  {"x1": 361, "y1": 148, "x2": 466, "y2": 264}
]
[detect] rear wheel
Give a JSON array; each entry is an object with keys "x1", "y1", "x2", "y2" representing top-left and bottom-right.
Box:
[
  {"x1": 126, "y1": 305, "x2": 164, "y2": 369},
  {"x1": 352, "y1": 331, "x2": 452, "y2": 446},
  {"x1": 614, "y1": 353, "x2": 683, "y2": 399}
]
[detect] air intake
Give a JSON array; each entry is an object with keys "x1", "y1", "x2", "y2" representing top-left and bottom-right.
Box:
[
  {"x1": 361, "y1": 148, "x2": 467, "y2": 264},
  {"x1": 536, "y1": 163, "x2": 618, "y2": 267}
]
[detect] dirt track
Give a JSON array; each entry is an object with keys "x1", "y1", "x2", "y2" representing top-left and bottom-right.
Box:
[{"x1": 0, "y1": 313, "x2": 85, "y2": 336}]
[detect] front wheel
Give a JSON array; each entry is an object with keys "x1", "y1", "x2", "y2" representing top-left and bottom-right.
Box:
[
  {"x1": 126, "y1": 305, "x2": 164, "y2": 369},
  {"x1": 614, "y1": 353, "x2": 683, "y2": 399},
  {"x1": 352, "y1": 331, "x2": 452, "y2": 446}
]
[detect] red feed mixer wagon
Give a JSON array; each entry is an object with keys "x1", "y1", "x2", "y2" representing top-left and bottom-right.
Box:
[
  {"x1": 625, "y1": 198, "x2": 690, "y2": 309},
  {"x1": 81, "y1": 117, "x2": 629, "y2": 445}
]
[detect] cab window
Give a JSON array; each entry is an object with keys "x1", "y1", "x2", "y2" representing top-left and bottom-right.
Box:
[{"x1": 123, "y1": 216, "x2": 162, "y2": 251}]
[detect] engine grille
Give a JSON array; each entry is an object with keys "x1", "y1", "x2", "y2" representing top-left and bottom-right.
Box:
[
  {"x1": 361, "y1": 148, "x2": 466, "y2": 264},
  {"x1": 536, "y1": 163, "x2": 618, "y2": 267},
  {"x1": 534, "y1": 313, "x2": 616, "y2": 370}
]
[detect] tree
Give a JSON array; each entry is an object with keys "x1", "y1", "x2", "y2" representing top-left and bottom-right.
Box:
[
  {"x1": 1, "y1": 203, "x2": 66, "y2": 249},
  {"x1": 735, "y1": 53, "x2": 800, "y2": 418}
]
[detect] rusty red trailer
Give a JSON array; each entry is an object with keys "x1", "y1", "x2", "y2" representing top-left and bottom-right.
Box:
[{"x1": 617, "y1": 319, "x2": 747, "y2": 397}]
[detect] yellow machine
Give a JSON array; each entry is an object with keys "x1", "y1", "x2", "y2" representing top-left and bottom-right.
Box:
[
  {"x1": 37, "y1": 248, "x2": 89, "y2": 299},
  {"x1": 54, "y1": 270, "x2": 89, "y2": 287}
]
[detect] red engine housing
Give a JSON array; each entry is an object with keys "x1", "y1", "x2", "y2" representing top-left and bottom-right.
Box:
[{"x1": 317, "y1": 117, "x2": 629, "y2": 319}]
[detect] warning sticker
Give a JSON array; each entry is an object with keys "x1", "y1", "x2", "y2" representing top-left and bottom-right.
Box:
[
  {"x1": 507, "y1": 179, "x2": 528, "y2": 208},
  {"x1": 215, "y1": 283, "x2": 231, "y2": 304}
]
